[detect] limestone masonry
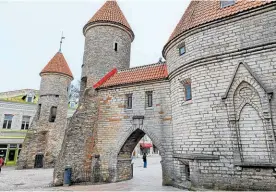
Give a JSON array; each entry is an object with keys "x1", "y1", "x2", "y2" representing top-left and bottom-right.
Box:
[
  {"x1": 20, "y1": 0, "x2": 276, "y2": 190},
  {"x1": 17, "y1": 53, "x2": 73, "y2": 169}
]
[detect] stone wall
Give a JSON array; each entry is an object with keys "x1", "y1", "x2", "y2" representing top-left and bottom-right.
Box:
[
  {"x1": 94, "y1": 80, "x2": 173, "y2": 185},
  {"x1": 53, "y1": 80, "x2": 173, "y2": 186},
  {"x1": 17, "y1": 74, "x2": 72, "y2": 169},
  {"x1": 165, "y1": 5, "x2": 276, "y2": 190},
  {"x1": 53, "y1": 87, "x2": 99, "y2": 186}
]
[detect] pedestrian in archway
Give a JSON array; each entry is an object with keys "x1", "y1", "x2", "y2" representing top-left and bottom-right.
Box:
[
  {"x1": 143, "y1": 153, "x2": 147, "y2": 168},
  {"x1": 0, "y1": 156, "x2": 4, "y2": 173}
]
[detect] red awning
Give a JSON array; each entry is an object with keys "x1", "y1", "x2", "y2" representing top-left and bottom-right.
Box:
[{"x1": 140, "y1": 143, "x2": 153, "y2": 148}]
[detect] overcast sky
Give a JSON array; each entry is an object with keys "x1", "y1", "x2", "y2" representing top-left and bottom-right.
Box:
[{"x1": 0, "y1": 0, "x2": 189, "y2": 92}]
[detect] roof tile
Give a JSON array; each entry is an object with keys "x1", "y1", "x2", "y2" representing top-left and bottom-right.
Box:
[
  {"x1": 168, "y1": 0, "x2": 273, "y2": 43},
  {"x1": 97, "y1": 63, "x2": 168, "y2": 88},
  {"x1": 86, "y1": 1, "x2": 132, "y2": 32},
  {"x1": 40, "y1": 52, "x2": 73, "y2": 78}
]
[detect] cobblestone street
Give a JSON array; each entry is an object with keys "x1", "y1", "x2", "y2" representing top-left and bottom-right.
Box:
[{"x1": 0, "y1": 156, "x2": 183, "y2": 191}]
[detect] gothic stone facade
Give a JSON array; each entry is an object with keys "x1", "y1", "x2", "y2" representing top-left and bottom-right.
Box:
[{"x1": 52, "y1": 1, "x2": 276, "y2": 191}]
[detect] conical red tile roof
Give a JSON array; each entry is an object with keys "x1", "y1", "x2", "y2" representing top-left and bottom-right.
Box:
[
  {"x1": 40, "y1": 52, "x2": 73, "y2": 79},
  {"x1": 84, "y1": 1, "x2": 133, "y2": 38},
  {"x1": 166, "y1": 0, "x2": 273, "y2": 46}
]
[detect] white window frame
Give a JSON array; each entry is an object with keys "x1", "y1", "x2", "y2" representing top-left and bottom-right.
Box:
[
  {"x1": 2, "y1": 114, "x2": 13, "y2": 129},
  {"x1": 70, "y1": 102, "x2": 75, "y2": 108},
  {"x1": 21, "y1": 116, "x2": 31, "y2": 130}
]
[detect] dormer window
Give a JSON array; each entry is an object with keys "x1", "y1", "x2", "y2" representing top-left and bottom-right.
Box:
[
  {"x1": 220, "y1": 0, "x2": 235, "y2": 8},
  {"x1": 27, "y1": 96, "x2": 33, "y2": 102},
  {"x1": 70, "y1": 102, "x2": 75, "y2": 108},
  {"x1": 24, "y1": 92, "x2": 35, "y2": 103}
]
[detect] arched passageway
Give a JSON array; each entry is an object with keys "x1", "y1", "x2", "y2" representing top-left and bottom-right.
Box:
[{"x1": 116, "y1": 129, "x2": 163, "y2": 184}]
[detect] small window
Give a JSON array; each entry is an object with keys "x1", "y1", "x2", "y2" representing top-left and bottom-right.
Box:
[
  {"x1": 21, "y1": 116, "x2": 31, "y2": 130},
  {"x1": 146, "y1": 91, "x2": 153, "y2": 108},
  {"x1": 49, "y1": 106, "x2": 57, "y2": 122},
  {"x1": 114, "y1": 42, "x2": 118, "y2": 52},
  {"x1": 2, "y1": 114, "x2": 13, "y2": 129},
  {"x1": 37, "y1": 104, "x2": 41, "y2": 120},
  {"x1": 220, "y1": 0, "x2": 235, "y2": 8},
  {"x1": 185, "y1": 165, "x2": 190, "y2": 181},
  {"x1": 183, "y1": 80, "x2": 192, "y2": 101},
  {"x1": 27, "y1": 96, "x2": 33, "y2": 102},
  {"x1": 126, "y1": 94, "x2": 132, "y2": 109},
  {"x1": 179, "y1": 46, "x2": 186, "y2": 56},
  {"x1": 70, "y1": 102, "x2": 75, "y2": 108},
  {"x1": 81, "y1": 77, "x2": 87, "y2": 91}
]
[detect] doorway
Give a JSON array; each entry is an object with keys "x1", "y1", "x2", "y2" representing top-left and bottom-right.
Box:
[{"x1": 34, "y1": 154, "x2": 44, "y2": 168}]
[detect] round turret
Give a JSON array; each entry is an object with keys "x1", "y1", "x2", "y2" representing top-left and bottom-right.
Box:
[
  {"x1": 17, "y1": 51, "x2": 73, "y2": 169},
  {"x1": 163, "y1": 1, "x2": 276, "y2": 190},
  {"x1": 81, "y1": 1, "x2": 134, "y2": 89}
]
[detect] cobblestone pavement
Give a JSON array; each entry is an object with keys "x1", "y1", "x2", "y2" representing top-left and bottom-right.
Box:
[{"x1": 0, "y1": 156, "x2": 183, "y2": 191}]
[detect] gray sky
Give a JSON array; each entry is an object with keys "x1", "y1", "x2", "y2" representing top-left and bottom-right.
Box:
[{"x1": 0, "y1": 0, "x2": 189, "y2": 92}]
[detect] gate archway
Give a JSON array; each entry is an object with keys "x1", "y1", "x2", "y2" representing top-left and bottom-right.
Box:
[{"x1": 116, "y1": 127, "x2": 164, "y2": 182}]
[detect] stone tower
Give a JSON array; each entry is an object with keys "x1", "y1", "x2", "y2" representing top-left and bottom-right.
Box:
[
  {"x1": 81, "y1": 0, "x2": 134, "y2": 93},
  {"x1": 17, "y1": 51, "x2": 73, "y2": 169}
]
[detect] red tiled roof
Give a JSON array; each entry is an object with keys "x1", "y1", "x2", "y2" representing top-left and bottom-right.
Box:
[
  {"x1": 84, "y1": 1, "x2": 133, "y2": 34},
  {"x1": 40, "y1": 52, "x2": 73, "y2": 78},
  {"x1": 167, "y1": 0, "x2": 273, "y2": 44},
  {"x1": 95, "y1": 63, "x2": 168, "y2": 88}
]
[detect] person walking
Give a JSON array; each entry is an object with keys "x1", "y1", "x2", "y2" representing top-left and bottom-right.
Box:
[
  {"x1": 143, "y1": 153, "x2": 147, "y2": 168},
  {"x1": 0, "y1": 156, "x2": 4, "y2": 173}
]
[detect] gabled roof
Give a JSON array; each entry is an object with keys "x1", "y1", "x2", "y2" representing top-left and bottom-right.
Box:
[
  {"x1": 0, "y1": 89, "x2": 39, "y2": 104},
  {"x1": 84, "y1": 1, "x2": 134, "y2": 39},
  {"x1": 166, "y1": 0, "x2": 273, "y2": 48},
  {"x1": 94, "y1": 63, "x2": 168, "y2": 89},
  {"x1": 40, "y1": 52, "x2": 73, "y2": 79}
]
